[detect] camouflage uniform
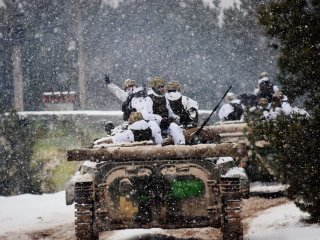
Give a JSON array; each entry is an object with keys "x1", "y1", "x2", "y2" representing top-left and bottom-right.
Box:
[
  {"x1": 165, "y1": 81, "x2": 199, "y2": 128},
  {"x1": 218, "y1": 93, "x2": 244, "y2": 121},
  {"x1": 94, "y1": 112, "x2": 163, "y2": 145},
  {"x1": 142, "y1": 77, "x2": 185, "y2": 145}
]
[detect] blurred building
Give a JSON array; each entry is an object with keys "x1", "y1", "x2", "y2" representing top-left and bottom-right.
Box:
[{"x1": 41, "y1": 91, "x2": 77, "y2": 111}]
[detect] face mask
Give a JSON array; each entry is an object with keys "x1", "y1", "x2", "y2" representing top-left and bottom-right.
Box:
[
  {"x1": 125, "y1": 86, "x2": 134, "y2": 93},
  {"x1": 154, "y1": 87, "x2": 164, "y2": 95}
]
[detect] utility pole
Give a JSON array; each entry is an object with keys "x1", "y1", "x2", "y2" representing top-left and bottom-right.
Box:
[
  {"x1": 12, "y1": 44, "x2": 24, "y2": 111},
  {"x1": 75, "y1": 0, "x2": 86, "y2": 109},
  {"x1": 11, "y1": 13, "x2": 25, "y2": 111}
]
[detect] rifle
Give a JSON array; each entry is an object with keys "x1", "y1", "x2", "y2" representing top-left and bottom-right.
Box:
[
  {"x1": 142, "y1": 79, "x2": 147, "y2": 97},
  {"x1": 188, "y1": 85, "x2": 232, "y2": 144}
]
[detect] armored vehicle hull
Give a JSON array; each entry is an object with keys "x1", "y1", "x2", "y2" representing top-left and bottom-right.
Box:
[{"x1": 67, "y1": 142, "x2": 247, "y2": 240}]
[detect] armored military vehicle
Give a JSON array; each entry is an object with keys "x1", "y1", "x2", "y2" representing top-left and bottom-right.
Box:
[{"x1": 66, "y1": 121, "x2": 250, "y2": 240}]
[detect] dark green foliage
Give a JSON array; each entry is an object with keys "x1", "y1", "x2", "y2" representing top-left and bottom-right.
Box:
[
  {"x1": 248, "y1": 113, "x2": 320, "y2": 222},
  {"x1": 0, "y1": 5, "x2": 13, "y2": 112},
  {"x1": 257, "y1": 0, "x2": 320, "y2": 108},
  {"x1": 254, "y1": 0, "x2": 320, "y2": 222},
  {"x1": 0, "y1": 111, "x2": 43, "y2": 195}
]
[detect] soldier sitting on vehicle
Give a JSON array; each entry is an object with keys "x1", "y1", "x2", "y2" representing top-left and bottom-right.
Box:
[
  {"x1": 238, "y1": 93, "x2": 258, "y2": 111},
  {"x1": 104, "y1": 75, "x2": 147, "y2": 121},
  {"x1": 249, "y1": 97, "x2": 271, "y2": 120},
  {"x1": 94, "y1": 112, "x2": 163, "y2": 146},
  {"x1": 254, "y1": 71, "x2": 280, "y2": 102},
  {"x1": 269, "y1": 92, "x2": 293, "y2": 119},
  {"x1": 218, "y1": 92, "x2": 244, "y2": 121},
  {"x1": 165, "y1": 80, "x2": 199, "y2": 128},
  {"x1": 105, "y1": 75, "x2": 135, "y2": 102},
  {"x1": 142, "y1": 77, "x2": 185, "y2": 145}
]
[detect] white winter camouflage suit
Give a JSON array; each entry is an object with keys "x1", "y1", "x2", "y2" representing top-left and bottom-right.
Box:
[
  {"x1": 94, "y1": 119, "x2": 163, "y2": 145},
  {"x1": 165, "y1": 91, "x2": 199, "y2": 126},
  {"x1": 218, "y1": 99, "x2": 244, "y2": 121},
  {"x1": 107, "y1": 82, "x2": 184, "y2": 145},
  {"x1": 143, "y1": 89, "x2": 186, "y2": 145}
]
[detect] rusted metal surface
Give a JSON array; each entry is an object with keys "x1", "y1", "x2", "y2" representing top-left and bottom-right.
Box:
[
  {"x1": 177, "y1": 122, "x2": 250, "y2": 144},
  {"x1": 221, "y1": 177, "x2": 243, "y2": 240},
  {"x1": 70, "y1": 122, "x2": 248, "y2": 239},
  {"x1": 206, "y1": 122, "x2": 250, "y2": 133},
  {"x1": 67, "y1": 142, "x2": 248, "y2": 162},
  {"x1": 74, "y1": 182, "x2": 97, "y2": 240}
]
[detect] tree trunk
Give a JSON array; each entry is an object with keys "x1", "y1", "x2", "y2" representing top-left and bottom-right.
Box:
[
  {"x1": 12, "y1": 44, "x2": 24, "y2": 111},
  {"x1": 76, "y1": 0, "x2": 86, "y2": 109}
]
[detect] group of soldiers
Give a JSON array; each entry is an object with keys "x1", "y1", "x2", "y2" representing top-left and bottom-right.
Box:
[
  {"x1": 94, "y1": 76, "x2": 199, "y2": 146},
  {"x1": 94, "y1": 71, "x2": 306, "y2": 147},
  {"x1": 218, "y1": 71, "x2": 304, "y2": 122}
]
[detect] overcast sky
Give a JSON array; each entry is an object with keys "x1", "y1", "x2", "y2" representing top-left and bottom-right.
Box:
[
  {"x1": 0, "y1": 0, "x2": 239, "y2": 10},
  {"x1": 205, "y1": 0, "x2": 238, "y2": 8},
  {"x1": 102, "y1": 0, "x2": 239, "y2": 9},
  {"x1": 221, "y1": 0, "x2": 238, "y2": 8}
]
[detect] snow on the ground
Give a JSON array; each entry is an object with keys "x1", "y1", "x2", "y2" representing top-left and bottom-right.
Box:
[
  {"x1": 247, "y1": 202, "x2": 320, "y2": 240},
  {"x1": 107, "y1": 228, "x2": 164, "y2": 240},
  {"x1": 250, "y1": 181, "x2": 288, "y2": 193},
  {"x1": 0, "y1": 191, "x2": 74, "y2": 234},
  {"x1": 1, "y1": 191, "x2": 320, "y2": 240}
]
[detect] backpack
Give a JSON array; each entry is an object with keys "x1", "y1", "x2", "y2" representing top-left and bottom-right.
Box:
[
  {"x1": 226, "y1": 103, "x2": 243, "y2": 121},
  {"x1": 238, "y1": 93, "x2": 258, "y2": 108},
  {"x1": 259, "y1": 81, "x2": 274, "y2": 101},
  {"x1": 168, "y1": 96, "x2": 190, "y2": 126}
]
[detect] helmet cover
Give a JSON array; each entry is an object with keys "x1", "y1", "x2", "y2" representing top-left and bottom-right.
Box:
[
  {"x1": 166, "y1": 81, "x2": 180, "y2": 91},
  {"x1": 149, "y1": 77, "x2": 165, "y2": 89}
]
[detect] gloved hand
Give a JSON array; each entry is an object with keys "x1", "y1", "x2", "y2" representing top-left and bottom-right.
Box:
[
  {"x1": 104, "y1": 75, "x2": 111, "y2": 84},
  {"x1": 188, "y1": 108, "x2": 198, "y2": 120}
]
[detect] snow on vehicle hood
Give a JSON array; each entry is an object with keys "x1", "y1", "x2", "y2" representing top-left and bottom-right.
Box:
[
  {"x1": 250, "y1": 181, "x2": 289, "y2": 193},
  {"x1": 216, "y1": 157, "x2": 234, "y2": 165},
  {"x1": 82, "y1": 160, "x2": 97, "y2": 168},
  {"x1": 222, "y1": 167, "x2": 248, "y2": 178}
]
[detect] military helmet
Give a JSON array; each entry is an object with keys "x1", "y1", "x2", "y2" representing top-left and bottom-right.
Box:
[
  {"x1": 258, "y1": 97, "x2": 269, "y2": 107},
  {"x1": 166, "y1": 81, "x2": 180, "y2": 91},
  {"x1": 259, "y1": 71, "x2": 269, "y2": 79},
  {"x1": 225, "y1": 92, "x2": 235, "y2": 102},
  {"x1": 272, "y1": 91, "x2": 283, "y2": 100},
  {"x1": 122, "y1": 79, "x2": 136, "y2": 90},
  {"x1": 128, "y1": 111, "x2": 144, "y2": 124},
  {"x1": 149, "y1": 77, "x2": 165, "y2": 89}
]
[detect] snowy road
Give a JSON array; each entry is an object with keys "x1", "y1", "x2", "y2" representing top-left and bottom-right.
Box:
[
  {"x1": 0, "y1": 191, "x2": 320, "y2": 240},
  {"x1": 0, "y1": 191, "x2": 73, "y2": 233}
]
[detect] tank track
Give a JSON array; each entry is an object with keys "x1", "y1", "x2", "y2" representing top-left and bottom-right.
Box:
[
  {"x1": 220, "y1": 177, "x2": 243, "y2": 240},
  {"x1": 74, "y1": 182, "x2": 98, "y2": 240}
]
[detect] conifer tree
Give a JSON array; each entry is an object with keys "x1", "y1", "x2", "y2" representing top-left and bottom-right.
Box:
[
  {"x1": 258, "y1": 0, "x2": 320, "y2": 109},
  {"x1": 251, "y1": 0, "x2": 320, "y2": 222},
  {"x1": 0, "y1": 111, "x2": 42, "y2": 195}
]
